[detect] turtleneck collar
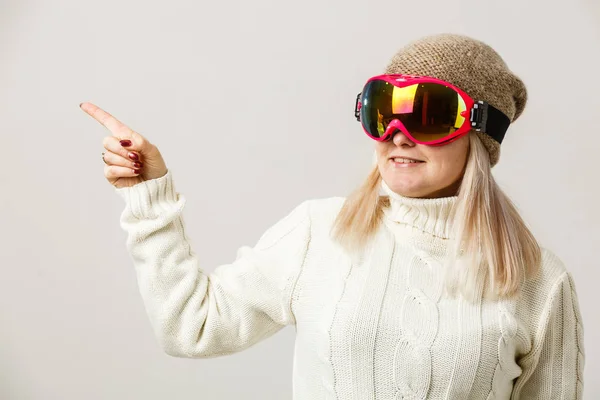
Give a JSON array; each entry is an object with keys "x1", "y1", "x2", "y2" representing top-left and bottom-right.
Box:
[{"x1": 379, "y1": 179, "x2": 458, "y2": 239}]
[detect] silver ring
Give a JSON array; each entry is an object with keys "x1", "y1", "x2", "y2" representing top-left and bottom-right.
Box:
[{"x1": 102, "y1": 152, "x2": 108, "y2": 165}]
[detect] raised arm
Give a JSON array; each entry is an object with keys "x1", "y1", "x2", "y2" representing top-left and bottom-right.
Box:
[{"x1": 116, "y1": 171, "x2": 312, "y2": 358}]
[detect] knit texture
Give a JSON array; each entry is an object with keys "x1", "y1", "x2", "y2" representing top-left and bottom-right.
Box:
[
  {"x1": 115, "y1": 170, "x2": 584, "y2": 399},
  {"x1": 385, "y1": 33, "x2": 528, "y2": 166}
]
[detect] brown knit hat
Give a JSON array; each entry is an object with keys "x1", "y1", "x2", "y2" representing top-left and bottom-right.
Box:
[{"x1": 385, "y1": 33, "x2": 527, "y2": 166}]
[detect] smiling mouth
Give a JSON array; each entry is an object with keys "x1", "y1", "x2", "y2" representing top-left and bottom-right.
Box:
[{"x1": 390, "y1": 157, "x2": 425, "y2": 164}]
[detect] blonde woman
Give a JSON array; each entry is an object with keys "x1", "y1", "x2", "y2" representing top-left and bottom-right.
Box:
[{"x1": 82, "y1": 33, "x2": 584, "y2": 399}]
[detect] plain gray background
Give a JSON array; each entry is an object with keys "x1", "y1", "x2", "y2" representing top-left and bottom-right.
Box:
[{"x1": 1, "y1": 0, "x2": 598, "y2": 398}]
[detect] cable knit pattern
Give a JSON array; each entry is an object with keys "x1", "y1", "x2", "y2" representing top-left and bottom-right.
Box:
[
  {"x1": 487, "y1": 301, "x2": 520, "y2": 399},
  {"x1": 379, "y1": 180, "x2": 447, "y2": 399},
  {"x1": 569, "y1": 273, "x2": 586, "y2": 398},
  {"x1": 115, "y1": 170, "x2": 585, "y2": 399},
  {"x1": 393, "y1": 246, "x2": 442, "y2": 399}
]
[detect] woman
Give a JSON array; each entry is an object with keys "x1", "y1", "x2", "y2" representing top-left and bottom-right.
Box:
[{"x1": 82, "y1": 33, "x2": 584, "y2": 399}]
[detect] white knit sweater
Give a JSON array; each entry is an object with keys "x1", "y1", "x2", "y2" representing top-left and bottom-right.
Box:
[{"x1": 115, "y1": 170, "x2": 585, "y2": 399}]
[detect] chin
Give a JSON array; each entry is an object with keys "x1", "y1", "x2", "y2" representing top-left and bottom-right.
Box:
[{"x1": 386, "y1": 181, "x2": 427, "y2": 198}]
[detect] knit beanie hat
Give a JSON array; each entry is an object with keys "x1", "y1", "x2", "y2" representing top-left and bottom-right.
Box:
[{"x1": 384, "y1": 33, "x2": 527, "y2": 167}]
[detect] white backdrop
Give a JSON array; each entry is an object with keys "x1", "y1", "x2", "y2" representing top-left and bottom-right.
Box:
[{"x1": 1, "y1": 0, "x2": 598, "y2": 398}]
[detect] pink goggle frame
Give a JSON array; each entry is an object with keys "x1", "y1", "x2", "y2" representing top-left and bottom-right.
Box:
[{"x1": 354, "y1": 74, "x2": 510, "y2": 146}]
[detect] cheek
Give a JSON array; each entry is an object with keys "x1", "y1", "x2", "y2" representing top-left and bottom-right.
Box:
[
  {"x1": 377, "y1": 158, "x2": 390, "y2": 178},
  {"x1": 374, "y1": 143, "x2": 388, "y2": 159},
  {"x1": 438, "y1": 149, "x2": 468, "y2": 179},
  {"x1": 374, "y1": 143, "x2": 391, "y2": 169},
  {"x1": 425, "y1": 142, "x2": 468, "y2": 181}
]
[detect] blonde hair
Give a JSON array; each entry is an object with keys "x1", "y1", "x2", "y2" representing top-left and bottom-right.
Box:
[{"x1": 330, "y1": 133, "x2": 541, "y2": 300}]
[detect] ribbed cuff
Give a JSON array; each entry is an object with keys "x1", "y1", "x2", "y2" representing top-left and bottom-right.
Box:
[{"x1": 114, "y1": 169, "x2": 180, "y2": 219}]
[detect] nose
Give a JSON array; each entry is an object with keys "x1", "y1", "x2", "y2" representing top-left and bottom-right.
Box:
[{"x1": 390, "y1": 129, "x2": 416, "y2": 147}]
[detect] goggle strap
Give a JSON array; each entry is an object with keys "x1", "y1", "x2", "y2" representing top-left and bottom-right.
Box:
[
  {"x1": 354, "y1": 93, "x2": 361, "y2": 121},
  {"x1": 473, "y1": 101, "x2": 510, "y2": 144}
]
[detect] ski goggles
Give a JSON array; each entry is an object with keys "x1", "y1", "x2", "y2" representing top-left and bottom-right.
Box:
[{"x1": 354, "y1": 74, "x2": 510, "y2": 146}]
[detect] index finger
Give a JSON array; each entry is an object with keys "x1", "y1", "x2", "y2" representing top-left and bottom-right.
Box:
[{"x1": 79, "y1": 102, "x2": 133, "y2": 138}]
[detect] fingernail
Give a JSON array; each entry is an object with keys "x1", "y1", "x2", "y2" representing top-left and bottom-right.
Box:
[
  {"x1": 133, "y1": 162, "x2": 142, "y2": 168},
  {"x1": 79, "y1": 103, "x2": 83, "y2": 108},
  {"x1": 133, "y1": 169, "x2": 141, "y2": 174},
  {"x1": 128, "y1": 152, "x2": 139, "y2": 161},
  {"x1": 120, "y1": 140, "x2": 132, "y2": 147}
]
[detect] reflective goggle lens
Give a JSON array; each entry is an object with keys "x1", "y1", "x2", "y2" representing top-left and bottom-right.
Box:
[{"x1": 360, "y1": 80, "x2": 467, "y2": 142}]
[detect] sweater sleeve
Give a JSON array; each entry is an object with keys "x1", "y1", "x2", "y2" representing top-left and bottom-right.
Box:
[
  {"x1": 114, "y1": 170, "x2": 312, "y2": 358},
  {"x1": 511, "y1": 271, "x2": 585, "y2": 399}
]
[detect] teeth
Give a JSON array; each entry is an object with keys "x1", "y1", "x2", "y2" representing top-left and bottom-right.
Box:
[{"x1": 393, "y1": 158, "x2": 420, "y2": 163}]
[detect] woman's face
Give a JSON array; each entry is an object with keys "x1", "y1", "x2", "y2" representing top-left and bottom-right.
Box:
[{"x1": 375, "y1": 131, "x2": 470, "y2": 198}]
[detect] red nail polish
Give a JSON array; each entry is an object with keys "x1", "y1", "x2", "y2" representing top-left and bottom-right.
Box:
[
  {"x1": 133, "y1": 169, "x2": 141, "y2": 174},
  {"x1": 120, "y1": 140, "x2": 132, "y2": 147},
  {"x1": 128, "y1": 152, "x2": 139, "y2": 161},
  {"x1": 133, "y1": 162, "x2": 142, "y2": 168}
]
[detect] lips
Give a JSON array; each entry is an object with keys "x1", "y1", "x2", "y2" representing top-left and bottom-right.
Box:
[{"x1": 389, "y1": 156, "x2": 425, "y2": 163}]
